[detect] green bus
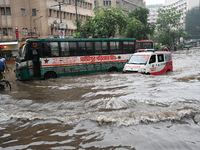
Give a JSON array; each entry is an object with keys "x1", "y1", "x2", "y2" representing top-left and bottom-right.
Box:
[{"x1": 15, "y1": 38, "x2": 137, "y2": 80}]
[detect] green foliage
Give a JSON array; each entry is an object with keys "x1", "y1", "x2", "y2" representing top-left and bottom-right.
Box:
[
  {"x1": 75, "y1": 6, "x2": 127, "y2": 38},
  {"x1": 155, "y1": 7, "x2": 187, "y2": 46},
  {"x1": 156, "y1": 7, "x2": 182, "y2": 32},
  {"x1": 154, "y1": 44, "x2": 161, "y2": 50},
  {"x1": 126, "y1": 8, "x2": 155, "y2": 39},
  {"x1": 128, "y1": 7, "x2": 149, "y2": 25},
  {"x1": 185, "y1": 6, "x2": 200, "y2": 39},
  {"x1": 73, "y1": 7, "x2": 155, "y2": 39}
]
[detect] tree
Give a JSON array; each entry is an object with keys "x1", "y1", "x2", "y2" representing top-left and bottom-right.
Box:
[
  {"x1": 126, "y1": 8, "x2": 155, "y2": 39},
  {"x1": 156, "y1": 7, "x2": 183, "y2": 46},
  {"x1": 74, "y1": 6, "x2": 127, "y2": 38},
  {"x1": 185, "y1": 6, "x2": 200, "y2": 39}
]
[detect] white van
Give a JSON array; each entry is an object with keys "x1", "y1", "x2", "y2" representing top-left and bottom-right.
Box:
[{"x1": 122, "y1": 51, "x2": 173, "y2": 75}]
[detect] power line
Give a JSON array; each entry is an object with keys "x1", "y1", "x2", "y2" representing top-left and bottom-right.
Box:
[{"x1": 51, "y1": 1, "x2": 68, "y2": 24}]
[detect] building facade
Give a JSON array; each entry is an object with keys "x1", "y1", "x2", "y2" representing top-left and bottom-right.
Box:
[
  {"x1": 147, "y1": 0, "x2": 200, "y2": 27},
  {"x1": 0, "y1": 0, "x2": 94, "y2": 56},
  {"x1": 94, "y1": 0, "x2": 145, "y2": 13},
  {"x1": 0, "y1": 0, "x2": 145, "y2": 56}
]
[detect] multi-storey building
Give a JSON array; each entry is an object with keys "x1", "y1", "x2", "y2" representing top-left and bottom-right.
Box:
[
  {"x1": 0, "y1": 0, "x2": 94, "y2": 56},
  {"x1": 147, "y1": 0, "x2": 200, "y2": 27},
  {"x1": 0, "y1": 0, "x2": 145, "y2": 56},
  {"x1": 94, "y1": 0, "x2": 145, "y2": 13}
]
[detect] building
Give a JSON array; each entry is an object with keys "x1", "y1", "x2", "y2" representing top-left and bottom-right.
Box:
[
  {"x1": 94, "y1": 0, "x2": 145, "y2": 13},
  {"x1": 147, "y1": 0, "x2": 200, "y2": 27},
  {"x1": 0, "y1": 0, "x2": 94, "y2": 56},
  {"x1": 0, "y1": 0, "x2": 146, "y2": 56}
]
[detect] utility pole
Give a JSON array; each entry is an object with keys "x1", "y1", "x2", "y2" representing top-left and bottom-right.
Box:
[
  {"x1": 33, "y1": 16, "x2": 43, "y2": 36},
  {"x1": 75, "y1": 0, "x2": 78, "y2": 31},
  {"x1": 51, "y1": 1, "x2": 68, "y2": 25}
]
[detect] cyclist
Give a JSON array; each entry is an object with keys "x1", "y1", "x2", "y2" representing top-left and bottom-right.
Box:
[{"x1": 0, "y1": 58, "x2": 6, "y2": 80}]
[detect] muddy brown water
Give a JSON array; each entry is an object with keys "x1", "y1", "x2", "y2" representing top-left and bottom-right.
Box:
[{"x1": 0, "y1": 49, "x2": 200, "y2": 150}]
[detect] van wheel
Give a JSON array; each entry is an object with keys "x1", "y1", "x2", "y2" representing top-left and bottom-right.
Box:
[
  {"x1": 108, "y1": 67, "x2": 118, "y2": 72},
  {"x1": 166, "y1": 69, "x2": 171, "y2": 73},
  {"x1": 44, "y1": 72, "x2": 56, "y2": 79}
]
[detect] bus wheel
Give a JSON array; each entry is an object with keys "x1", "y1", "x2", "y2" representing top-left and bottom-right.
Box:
[
  {"x1": 108, "y1": 67, "x2": 118, "y2": 72},
  {"x1": 44, "y1": 72, "x2": 56, "y2": 79}
]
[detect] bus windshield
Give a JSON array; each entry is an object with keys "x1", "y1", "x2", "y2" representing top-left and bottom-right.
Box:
[
  {"x1": 127, "y1": 55, "x2": 149, "y2": 65},
  {"x1": 18, "y1": 44, "x2": 26, "y2": 58}
]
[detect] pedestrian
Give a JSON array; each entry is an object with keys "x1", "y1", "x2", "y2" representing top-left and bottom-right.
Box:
[{"x1": 174, "y1": 45, "x2": 176, "y2": 51}]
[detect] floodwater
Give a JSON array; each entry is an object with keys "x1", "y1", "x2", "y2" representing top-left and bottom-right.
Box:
[{"x1": 0, "y1": 49, "x2": 200, "y2": 150}]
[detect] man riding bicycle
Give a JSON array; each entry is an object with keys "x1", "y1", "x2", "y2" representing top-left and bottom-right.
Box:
[{"x1": 0, "y1": 58, "x2": 6, "y2": 80}]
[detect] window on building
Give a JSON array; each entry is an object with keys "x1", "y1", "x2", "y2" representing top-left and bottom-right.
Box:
[
  {"x1": 49, "y1": 9, "x2": 52, "y2": 17},
  {"x1": 116, "y1": 1, "x2": 119, "y2": 6},
  {"x1": 70, "y1": 13, "x2": 72, "y2": 20},
  {"x1": 64, "y1": 12, "x2": 66, "y2": 19},
  {"x1": 32, "y1": 8, "x2": 36, "y2": 16},
  {"x1": 3, "y1": 28, "x2": 8, "y2": 36},
  {"x1": 6, "y1": 7, "x2": 11, "y2": 15},
  {"x1": 0, "y1": 7, "x2": 5, "y2": 15},
  {"x1": 51, "y1": 28, "x2": 53, "y2": 35},
  {"x1": 94, "y1": 1, "x2": 96, "y2": 7},
  {"x1": 21, "y1": 8, "x2": 26, "y2": 17},
  {"x1": 23, "y1": 28, "x2": 28, "y2": 35},
  {"x1": 57, "y1": 11, "x2": 59, "y2": 18},
  {"x1": 8, "y1": 28, "x2": 13, "y2": 36}
]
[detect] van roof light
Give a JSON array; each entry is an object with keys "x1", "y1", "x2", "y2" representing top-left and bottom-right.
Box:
[{"x1": 138, "y1": 49, "x2": 156, "y2": 52}]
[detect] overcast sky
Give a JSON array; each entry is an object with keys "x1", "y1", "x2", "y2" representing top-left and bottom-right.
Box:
[{"x1": 145, "y1": 0, "x2": 165, "y2": 5}]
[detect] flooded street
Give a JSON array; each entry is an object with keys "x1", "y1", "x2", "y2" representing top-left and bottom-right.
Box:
[{"x1": 1, "y1": 49, "x2": 200, "y2": 150}]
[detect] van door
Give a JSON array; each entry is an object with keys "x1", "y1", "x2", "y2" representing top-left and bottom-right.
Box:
[
  {"x1": 156, "y1": 54, "x2": 165, "y2": 73},
  {"x1": 147, "y1": 54, "x2": 157, "y2": 73}
]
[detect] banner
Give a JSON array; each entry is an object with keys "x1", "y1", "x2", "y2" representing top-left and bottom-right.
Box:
[{"x1": 59, "y1": 30, "x2": 64, "y2": 39}]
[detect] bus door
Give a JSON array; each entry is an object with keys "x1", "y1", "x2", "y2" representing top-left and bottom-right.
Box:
[{"x1": 32, "y1": 47, "x2": 41, "y2": 77}]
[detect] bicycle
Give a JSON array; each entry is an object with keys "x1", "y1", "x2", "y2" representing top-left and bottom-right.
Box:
[
  {"x1": 0, "y1": 76, "x2": 11, "y2": 91},
  {"x1": 4, "y1": 64, "x2": 12, "y2": 72}
]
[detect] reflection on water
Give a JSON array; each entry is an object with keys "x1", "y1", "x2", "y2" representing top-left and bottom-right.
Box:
[{"x1": 0, "y1": 49, "x2": 200, "y2": 149}]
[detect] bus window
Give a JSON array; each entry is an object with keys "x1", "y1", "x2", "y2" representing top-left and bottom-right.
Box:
[
  {"x1": 129, "y1": 42, "x2": 135, "y2": 53},
  {"x1": 41, "y1": 42, "x2": 50, "y2": 57},
  {"x1": 61, "y1": 42, "x2": 69, "y2": 56},
  {"x1": 50, "y1": 42, "x2": 59, "y2": 56},
  {"x1": 78, "y1": 42, "x2": 86, "y2": 56},
  {"x1": 123, "y1": 41, "x2": 129, "y2": 53},
  {"x1": 110, "y1": 41, "x2": 122, "y2": 54},
  {"x1": 86, "y1": 42, "x2": 94, "y2": 55},
  {"x1": 102, "y1": 42, "x2": 108, "y2": 54},
  {"x1": 95, "y1": 42, "x2": 102, "y2": 55},
  {"x1": 69, "y1": 42, "x2": 77, "y2": 56}
]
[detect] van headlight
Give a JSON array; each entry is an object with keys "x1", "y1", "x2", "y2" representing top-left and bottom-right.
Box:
[
  {"x1": 122, "y1": 67, "x2": 126, "y2": 72},
  {"x1": 138, "y1": 67, "x2": 146, "y2": 73}
]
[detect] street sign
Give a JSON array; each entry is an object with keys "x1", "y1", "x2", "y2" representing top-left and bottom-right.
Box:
[{"x1": 59, "y1": 22, "x2": 67, "y2": 29}]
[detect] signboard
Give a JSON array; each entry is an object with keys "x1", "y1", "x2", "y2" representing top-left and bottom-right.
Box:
[
  {"x1": 59, "y1": 30, "x2": 64, "y2": 39},
  {"x1": 15, "y1": 26, "x2": 19, "y2": 39},
  {"x1": 59, "y1": 22, "x2": 67, "y2": 29}
]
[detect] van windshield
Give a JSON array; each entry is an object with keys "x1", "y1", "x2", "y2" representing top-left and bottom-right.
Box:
[{"x1": 127, "y1": 55, "x2": 149, "y2": 65}]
